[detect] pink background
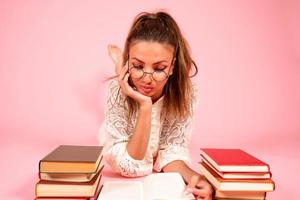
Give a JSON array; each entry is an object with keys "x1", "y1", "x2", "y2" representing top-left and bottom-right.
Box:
[{"x1": 1, "y1": 1, "x2": 299, "y2": 199}]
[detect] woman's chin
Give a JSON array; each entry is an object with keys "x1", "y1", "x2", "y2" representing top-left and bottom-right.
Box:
[{"x1": 139, "y1": 90, "x2": 153, "y2": 97}]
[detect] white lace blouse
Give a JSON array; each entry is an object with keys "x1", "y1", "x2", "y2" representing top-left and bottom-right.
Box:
[{"x1": 98, "y1": 79, "x2": 195, "y2": 177}]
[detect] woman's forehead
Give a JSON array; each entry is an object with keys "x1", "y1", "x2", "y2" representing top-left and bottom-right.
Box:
[{"x1": 129, "y1": 41, "x2": 174, "y2": 62}]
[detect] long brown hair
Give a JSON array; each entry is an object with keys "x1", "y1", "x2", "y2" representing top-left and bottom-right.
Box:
[{"x1": 114, "y1": 11, "x2": 198, "y2": 120}]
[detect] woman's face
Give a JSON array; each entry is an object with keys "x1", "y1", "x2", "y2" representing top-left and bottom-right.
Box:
[{"x1": 128, "y1": 41, "x2": 174, "y2": 102}]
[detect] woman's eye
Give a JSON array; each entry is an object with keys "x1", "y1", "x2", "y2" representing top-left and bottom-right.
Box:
[
  {"x1": 132, "y1": 64, "x2": 143, "y2": 69},
  {"x1": 155, "y1": 66, "x2": 167, "y2": 71}
]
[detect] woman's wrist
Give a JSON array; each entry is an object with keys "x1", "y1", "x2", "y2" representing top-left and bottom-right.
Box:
[{"x1": 139, "y1": 99, "x2": 152, "y2": 110}]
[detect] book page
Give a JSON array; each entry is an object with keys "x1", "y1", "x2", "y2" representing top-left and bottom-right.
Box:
[
  {"x1": 143, "y1": 173, "x2": 195, "y2": 200},
  {"x1": 98, "y1": 180, "x2": 143, "y2": 200}
]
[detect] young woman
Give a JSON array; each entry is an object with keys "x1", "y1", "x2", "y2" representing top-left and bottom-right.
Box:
[{"x1": 99, "y1": 11, "x2": 213, "y2": 199}]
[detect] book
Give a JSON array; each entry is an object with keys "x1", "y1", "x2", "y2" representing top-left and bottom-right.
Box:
[
  {"x1": 35, "y1": 197, "x2": 89, "y2": 200},
  {"x1": 35, "y1": 183, "x2": 103, "y2": 200},
  {"x1": 201, "y1": 157, "x2": 271, "y2": 179},
  {"x1": 39, "y1": 145, "x2": 103, "y2": 173},
  {"x1": 199, "y1": 162, "x2": 275, "y2": 192},
  {"x1": 215, "y1": 190, "x2": 266, "y2": 200},
  {"x1": 214, "y1": 198, "x2": 265, "y2": 200},
  {"x1": 39, "y1": 163, "x2": 104, "y2": 182},
  {"x1": 35, "y1": 171, "x2": 102, "y2": 197},
  {"x1": 97, "y1": 172, "x2": 195, "y2": 200},
  {"x1": 200, "y1": 148, "x2": 270, "y2": 173}
]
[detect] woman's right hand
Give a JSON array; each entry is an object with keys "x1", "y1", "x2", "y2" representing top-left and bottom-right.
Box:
[
  {"x1": 118, "y1": 64, "x2": 152, "y2": 107},
  {"x1": 108, "y1": 44, "x2": 152, "y2": 107}
]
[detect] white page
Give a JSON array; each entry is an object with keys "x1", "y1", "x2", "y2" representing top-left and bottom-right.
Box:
[
  {"x1": 98, "y1": 180, "x2": 143, "y2": 200},
  {"x1": 143, "y1": 173, "x2": 195, "y2": 200},
  {"x1": 97, "y1": 173, "x2": 195, "y2": 200}
]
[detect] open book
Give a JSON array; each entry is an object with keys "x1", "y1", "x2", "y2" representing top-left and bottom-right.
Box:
[{"x1": 98, "y1": 172, "x2": 195, "y2": 200}]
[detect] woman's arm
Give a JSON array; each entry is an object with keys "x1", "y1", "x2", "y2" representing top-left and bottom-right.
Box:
[
  {"x1": 100, "y1": 78, "x2": 153, "y2": 177},
  {"x1": 108, "y1": 45, "x2": 153, "y2": 160},
  {"x1": 126, "y1": 103, "x2": 152, "y2": 160},
  {"x1": 116, "y1": 64, "x2": 153, "y2": 160}
]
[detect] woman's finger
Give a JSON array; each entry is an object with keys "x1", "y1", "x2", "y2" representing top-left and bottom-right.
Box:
[
  {"x1": 186, "y1": 175, "x2": 198, "y2": 191},
  {"x1": 196, "y1": 182, "x2": 206, "y2": 189},
  {"x1": 120, "y1": 72, "x2": 134, "y2": 97},
  {"x1": 118, "y1": 65, "x2": 128, "y2": 83},
  {"x1": 122, "y1": 73, "x2": 130, "y2": 91},
  {"x1": 193, "y1": 186, "x2": 213, "y2": 200}
]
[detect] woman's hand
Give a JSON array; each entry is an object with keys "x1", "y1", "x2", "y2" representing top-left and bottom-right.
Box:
[
  {"x1": 186, "y1": 175, "x2": 214, "y2": 200},
  {"x1": 118, "y1": 64, "x2": 152, "y2": 107},
  {"x1": 108, "y1": 44, "x2": 152, "y2": 107}
]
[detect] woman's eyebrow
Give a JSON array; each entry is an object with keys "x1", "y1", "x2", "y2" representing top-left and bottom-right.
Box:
[{"x1": 132, "y1": 57, "x2": 168, "y2": 64}]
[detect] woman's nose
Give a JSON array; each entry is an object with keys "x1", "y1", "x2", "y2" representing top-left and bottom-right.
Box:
[{"x1": 142, "y1": 72, "x2": 153, "y2": 82}]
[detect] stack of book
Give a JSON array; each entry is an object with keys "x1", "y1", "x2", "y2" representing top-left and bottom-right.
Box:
[
  {"x1": 199, "y1": 148, "x2": 275, "y2": 200},
  {"x1": 35, "y1": 145, "x2": 104, "y2": 200}
]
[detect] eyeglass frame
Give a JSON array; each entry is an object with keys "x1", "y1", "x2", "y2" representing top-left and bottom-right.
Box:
[{"x1": 127, "y1": 56, "x2": 175, "y2": 82}]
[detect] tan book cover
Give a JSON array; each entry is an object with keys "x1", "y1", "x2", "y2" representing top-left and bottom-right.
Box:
[
  {"x1": 35, "y1": 171, "x2": 102, "y2": 197},
  {"x1": 39, "y1": 145, "x2": 103, "y2": 173},
  {"x1": 199, "y1": 162, "x2": 275, "y2": 192},
  {"x1": 35, "y1": 184, "x2": 103, "y2": 200},
  {"x1": 215, "y1": 190, "x2": 266, "y2": 200}
]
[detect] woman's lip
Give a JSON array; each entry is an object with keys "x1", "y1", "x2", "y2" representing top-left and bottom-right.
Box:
[
  {"x1": 140, "y1": 86, "x2": 153, "y2": 93},
  {"x1": 141, "y1": 86, "x2": 153, "y2": 89},
  {"x1": 141, "y1": 85, "x2": 153, "y2": 89}
]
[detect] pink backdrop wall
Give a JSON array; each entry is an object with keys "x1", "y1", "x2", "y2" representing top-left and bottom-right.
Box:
[{"x1": 1, "y1": 1, "x2": 299, "y2": 199}]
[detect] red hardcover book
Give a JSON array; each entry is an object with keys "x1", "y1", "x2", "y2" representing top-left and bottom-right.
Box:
[
  {"x1": 201, "y1": 156, "x2": 272, "y2": 179},
  {"x1": 199, "y1": 162, "x2": 275, "y2": 192},
  {"x1": 200, "y1": 148, "x2": 270, "y2": 173}
]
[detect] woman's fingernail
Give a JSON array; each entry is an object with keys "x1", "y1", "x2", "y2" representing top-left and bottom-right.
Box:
[{"x1": 184, "y1": 188, "x2": 193, "y2": 195}]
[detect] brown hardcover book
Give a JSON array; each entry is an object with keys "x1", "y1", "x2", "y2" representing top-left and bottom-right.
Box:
[
  {"x1": 39, "y1": 145, "x2": 103, "y2": 173},
  {"x1": 39, "y1": 162, "x2": 104, "y2": 182},
  {"x1": 35, "y1": 171, "x2": 102, "y2": 197},
  {"x1": 201, "y1": 157, "x2": 272, "y2": 179},
  {"x1": 215, "y1": 190, "x2": 266, "y2": 200},
  {"x1": 199, "y1": 162, "x2": 275, "y2": 192}
]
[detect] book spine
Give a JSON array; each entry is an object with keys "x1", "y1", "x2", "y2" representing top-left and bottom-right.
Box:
[{"x1": 39, "y1": 160, "x2": 42, "y2": 173}]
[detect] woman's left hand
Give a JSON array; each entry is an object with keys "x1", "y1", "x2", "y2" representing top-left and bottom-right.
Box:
[{"x1": 185, "y1": 175, "x2": 214, "y2": 200}]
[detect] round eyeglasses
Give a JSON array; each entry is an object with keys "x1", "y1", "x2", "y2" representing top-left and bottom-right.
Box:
[{"x1": 128, "y1": 63, "x2": 172, "y2": 82}]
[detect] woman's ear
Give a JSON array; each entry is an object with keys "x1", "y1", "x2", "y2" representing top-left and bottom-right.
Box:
[
  {"x1": 169, "y1": 65, "x2": 174, "y2": 76},
  {"x1": 169, "y1": 58, "x2": 176, "y2": 75}
]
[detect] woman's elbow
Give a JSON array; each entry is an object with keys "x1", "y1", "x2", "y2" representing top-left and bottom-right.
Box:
[{"x1": 105, "y1": 154, "x2": 152, "y2": 177}]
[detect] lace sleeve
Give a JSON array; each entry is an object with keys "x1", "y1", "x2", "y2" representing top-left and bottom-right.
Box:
[{"x1": 98, "y1": 79, "x2": 153, "y2": 177}]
